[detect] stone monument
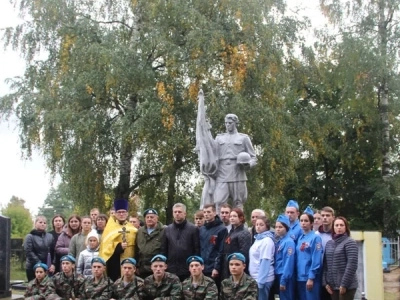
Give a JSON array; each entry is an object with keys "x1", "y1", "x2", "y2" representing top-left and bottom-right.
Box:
[
  {"x1": 0, "y1": 215, "x2": 11, "y2": 298},
  {"x1": 196, "y1": 90, "x2": 257, "y2": 213}
]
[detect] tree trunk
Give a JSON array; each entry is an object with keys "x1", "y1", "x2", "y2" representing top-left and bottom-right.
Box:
[
  {"x1": 114, "y1": 95, "x2": 138, "y2": 199},
  {"x1": 115, "y1": 139, "x2": 133, "y2": 199},
  {"x1": 378, "y1": 0, "x2": 392, "y2": 235},
  {"x1": 166, "y1": 150, "x2": 183, "y2": 224}
]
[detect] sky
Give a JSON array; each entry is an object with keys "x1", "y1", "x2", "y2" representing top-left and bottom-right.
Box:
[
  {"x1": 0, "y1": 1, "x2": 326, "y2": 216},
  {"x1": 0, "y1": 3, "x2": 55, "y2": 215}
]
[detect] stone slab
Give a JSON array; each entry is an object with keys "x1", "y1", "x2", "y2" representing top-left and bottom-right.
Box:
[
  {"x1": 2, "y1": 295, "x2": 24, "y2": 300},
  {"x1": 0, "y1": 215, "x2": 11, "y2": 298}
]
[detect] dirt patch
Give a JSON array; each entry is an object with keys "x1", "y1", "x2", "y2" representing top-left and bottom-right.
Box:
[{"x1": 384, "y1": 267, "x2": 400, "y2": 294}]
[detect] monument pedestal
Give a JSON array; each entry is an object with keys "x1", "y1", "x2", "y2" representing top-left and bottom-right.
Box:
[{"x1": 0, "y1": 215, "x2": 12, "y2": 299}]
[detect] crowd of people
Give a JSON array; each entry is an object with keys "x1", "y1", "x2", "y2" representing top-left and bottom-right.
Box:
[{"x1": 23, "y1": 198, "x2": 358, "y2": 300}]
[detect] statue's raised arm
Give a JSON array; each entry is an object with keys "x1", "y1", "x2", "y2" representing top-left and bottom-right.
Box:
[{"x1": 196, "y1": 90, "x2": 257, "y2": 213}]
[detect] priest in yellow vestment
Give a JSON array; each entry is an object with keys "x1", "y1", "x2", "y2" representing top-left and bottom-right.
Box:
[{"x1": 99, "y1": 198, "x2": 137, "y2": 281}]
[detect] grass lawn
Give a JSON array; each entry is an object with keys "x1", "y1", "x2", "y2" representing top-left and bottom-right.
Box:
[{"x1": 10, "y1": 264, "x2": 26, "y2": 281}]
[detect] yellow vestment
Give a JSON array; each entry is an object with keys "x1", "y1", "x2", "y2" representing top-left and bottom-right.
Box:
[{"x1": 99, "y1": 217, "x2": 137, "y2": 262}]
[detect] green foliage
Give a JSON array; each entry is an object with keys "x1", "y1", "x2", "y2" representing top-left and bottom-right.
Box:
[
  {"x1": 1, "y1": 196, "x2": 33, "y2": 238},
  {"x1": 37, "y1": 182, "x2": 74, "y2": 223},
  {"x1": 1, "y1": 0, "x2": 307, "y2": 223},
  {"x1": 315, "y1": 0, "x2": 400, "y2": 234},
  {"x1": 3, "y1": 0, "x2": 400, "y2": 229}
]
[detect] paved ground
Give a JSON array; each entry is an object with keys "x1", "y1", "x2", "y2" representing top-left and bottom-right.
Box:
[{"x1": 384, "y1": 267, "x2": 400, "y2": 299}]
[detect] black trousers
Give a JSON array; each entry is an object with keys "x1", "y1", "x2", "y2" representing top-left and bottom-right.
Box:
[{"x1": 26, "y1": 269, "x2": 35, "y2": 282}]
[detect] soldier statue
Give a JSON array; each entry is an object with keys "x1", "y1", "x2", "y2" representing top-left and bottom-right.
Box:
[{"x1": 196, "y1": 90, "x2": 257, "y2": 213}]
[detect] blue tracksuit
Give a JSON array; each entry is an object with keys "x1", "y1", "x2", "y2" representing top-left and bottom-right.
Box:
[
  {"x1": 296, "y1": 230, "x2": 322, "y2": 300},
  {"x1": 274, "y1": 234, "x2": 295, "y2": 300},
  {"x1": 288, "y1": 219, "x2": 302, "y2": 243}
]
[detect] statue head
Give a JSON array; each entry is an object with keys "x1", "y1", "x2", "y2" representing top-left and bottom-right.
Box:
[
  {"x1": 225, "y1": 114, "x2": 239, "y2": 124},
  {"x1": 225, "y1": 114, "x2": 239, "y2": 133}
]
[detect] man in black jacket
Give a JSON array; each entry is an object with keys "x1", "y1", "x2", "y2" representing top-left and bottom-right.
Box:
[
  {"x1": 200, "y1": 204, "x2": 227, "y2": 290},
  {"x1": 161, "y1": 203, "x2": 200, "y2": 281}
]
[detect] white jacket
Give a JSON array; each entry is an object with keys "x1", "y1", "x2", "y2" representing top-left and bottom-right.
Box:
[{"x1": 77, "y1": 246, "x2": 99, "y2": 278}]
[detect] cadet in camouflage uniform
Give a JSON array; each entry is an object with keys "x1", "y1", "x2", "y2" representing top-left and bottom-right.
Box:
[
  {"x1": 24, "y1": 263, "x2": 59, "y2": 300},
  {"x1": 52, "y1": 255, "x2": 85, "y2": 299},
  {"x1": 111, "y1": 258, "x2": 145, "y2": 300},
  {"x1": 182, "y1": 256, "x2": 218, "y2": 300},
  {"x1": 79, "y1": 257, "x2": 113, "y2": 299},
  {"x1": 220, "y1": 253, "x2": 257, "y2": 300},
  {"x1": 142, "y1": 254, "x2": 182, "y2": 300}
]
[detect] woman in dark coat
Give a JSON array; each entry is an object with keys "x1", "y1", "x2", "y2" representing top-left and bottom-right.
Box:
[
  {"x1": 55, "y1": 214, "x2": 81, "y2": 266},
  {"x1": 48, "y1": 214, "x2": 65, "y2": 273},
  {"x1": 216, "y1": 208, "x2": 252, "y2": 280},
  {"x1": 323, "y1": 216, "x2": 358, "y2": 300},
  {"x1": 24, "y1": 216, "x2": 55, "y2": 281}
]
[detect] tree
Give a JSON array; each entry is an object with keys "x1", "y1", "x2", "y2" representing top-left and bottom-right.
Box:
[
  {"x1": 1, "y1": 0, "x2": 307, "y2": 223},
  {"x1": 37, "y1": 183, "x2": 74, "y2": 222},
  {"x1": 284, "y1": 51, "x2": 388, "y2": 230},
  {"x1": 317, "y1": 0, "x2": 400, "y2": 234},
  {"x1": 1, "y1": 196, "x2": 33, "y2": 238}
]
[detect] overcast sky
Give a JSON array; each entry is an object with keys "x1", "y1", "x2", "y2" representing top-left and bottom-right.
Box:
[
  {"x1": 0, "y1": 1, "x2": 326, "y2": 216},
  {"x1": 0, "y1": 2, "x2": 55, "y2": 215}
]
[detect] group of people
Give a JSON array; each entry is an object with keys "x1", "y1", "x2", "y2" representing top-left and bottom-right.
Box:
[{"x1": 23, "y1": 198, "x2": 358, "y2": 300}]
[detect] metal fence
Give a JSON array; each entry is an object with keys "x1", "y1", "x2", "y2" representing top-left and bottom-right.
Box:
[
  {"x1": 10, "y1": 248, "x2": 25, "y2": 270},
  {"x1": 11, "y1": 238, "x2": 25, "y2": 270},
  {"x1": 382, "y1": 237, "x2": 400, "y2": 269}
]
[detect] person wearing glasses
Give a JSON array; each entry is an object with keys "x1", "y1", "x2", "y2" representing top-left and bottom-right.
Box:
[{"x1": 99, "y1": 198, "x2": 138, "y2": 281}]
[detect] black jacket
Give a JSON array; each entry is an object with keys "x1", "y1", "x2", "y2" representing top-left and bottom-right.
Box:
[
  {"x1": 161, "y1": 219, "x2": 200, "y2": 277},
  {"x1": 215, "y1": 223, "x2": 252, "y2": 279},
  {"x1": 200, "y1": 215, "x2": 227, "y2": 274},
  {"x1": 24, "y1": 229, "x2": 54, "y2": 270}
]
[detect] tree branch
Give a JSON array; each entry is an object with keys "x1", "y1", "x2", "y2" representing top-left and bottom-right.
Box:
[
  {"x1": 152, "y1": 63, "x2": 166, "y2": 71},
  {"x1": 129, "y1": 173, "x2": 163, "y2": 192},
  {"x1": 82, "y1": 15, "x2": 134, "y2": 30}
]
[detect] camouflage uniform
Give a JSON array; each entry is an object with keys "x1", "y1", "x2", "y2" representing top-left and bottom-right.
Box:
[
  {"x1": 52, "y1": 271, "x2": 85, "y2": 299},
  {"x1": 142, "y1": 272, "x2": 182, "y2": 300},
  {"x1": 111, "y1": 275, "x2": 145, "y2": 300},
  {"x1": 182, "y1": 274, "x2": 218, "y2": 300},
  {"x1": 79, "y1": 276, "x2": 113, "y2": 299},
  {"x1": 24, "y1": 275, "x2": 60, "y2": 300},
  {"x1": 220, "y1": 273, "x2": 258, "y2": 300}
]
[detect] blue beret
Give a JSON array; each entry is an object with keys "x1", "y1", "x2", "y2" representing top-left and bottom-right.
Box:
[
  {"x1": 144, "y1": 208, "x2": 158, "y2": 217},
  {"x1": 33, "y1": 263, "x2": 48, "y2": 272},
  {"x1": 303, "y1": 206, "x2": 314, "y2": 216},
  {"x1": 227, "y1": 253, "x2": 246, "y2": 263},
  {"x1": 186, "y1": 256, "x2": 204, "y2": 266},
  {"x1": 151, "y1": 254, "x2": 167, "y2": 263},
  {"x1": 114, "y1": 198, "x2": 129, "y2": 211},
  {"x1": 121, "y1": 258, "x2": 137, "y2": 266},
  {"x1": 276, "y1": 214, "x2": 290, "y2": 228},
  {"x1": 60, "y1": 255, "x2": 76, "y2": 264},
  {"x1": 286, "y1": 199, "x2": 299, "y2": 210},
  {"x1": 91, "y1": 257, "x2": 106, "y2": 266}
]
